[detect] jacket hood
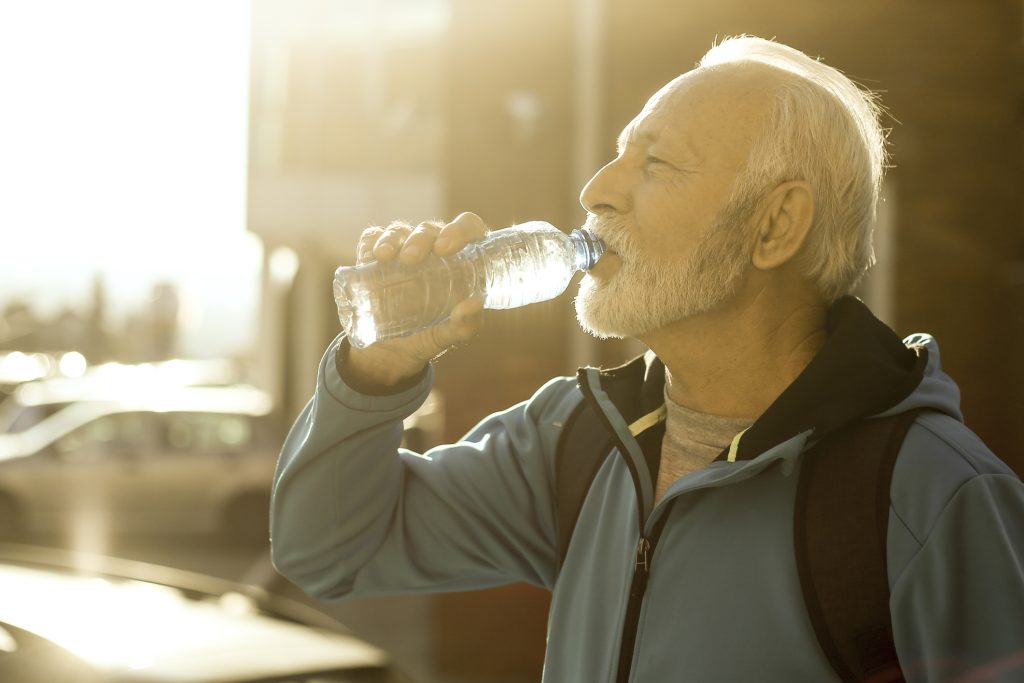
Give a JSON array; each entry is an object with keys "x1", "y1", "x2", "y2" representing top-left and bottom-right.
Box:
[
  {"x1": 879, "y1": 331, "x2": 962, "y2": 422},
  {"x1": 585, "y1": 297, "x2": 963, "y2": 465}
]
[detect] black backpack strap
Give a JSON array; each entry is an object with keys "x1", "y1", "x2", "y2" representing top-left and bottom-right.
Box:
[
  {"x1": 795, "y1": 409, "x2": 925, "y2": 683},
  {"x1": 555, "y1": 399, "x2": 614, "y2": 573}
]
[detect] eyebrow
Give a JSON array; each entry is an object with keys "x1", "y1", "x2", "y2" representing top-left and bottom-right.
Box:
[
  {"x1": 616, "y1": 124, "x2": 650, "y2": 154},
  {"x1": 616, "y1": 124, "x2": 701, "y2": 164}
]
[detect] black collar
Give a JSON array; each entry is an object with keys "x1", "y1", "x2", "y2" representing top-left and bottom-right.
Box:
[{"x1": 580, "y1": 297, "x2": 927, "y2": 463}]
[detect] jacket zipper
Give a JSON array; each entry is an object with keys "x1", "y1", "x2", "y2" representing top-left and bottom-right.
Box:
[
  {"x1": 614, "y1": 514, "x2": 671, "y2": 683},
  {"x1": 577, "y1": 370, "x2": 668, "y2": 683},
  {"x1": 615, "y1": 537, "x2": 650, "y2": 683}
]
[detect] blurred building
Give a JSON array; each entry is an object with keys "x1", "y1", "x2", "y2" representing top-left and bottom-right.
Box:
[
  {"x1": 0, "y1": 278, "x2": 178, "y2": 366},
  {"x1": 247, "y1": 0, "x2": 448, "y2": 415},
  {"x1": 247, "y1": 1, "x2": 1023, "y2": 680}
]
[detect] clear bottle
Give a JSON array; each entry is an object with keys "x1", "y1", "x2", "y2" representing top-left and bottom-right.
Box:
[{"x1": 333, "y1": 221, "x2": 606, "y2": 348}]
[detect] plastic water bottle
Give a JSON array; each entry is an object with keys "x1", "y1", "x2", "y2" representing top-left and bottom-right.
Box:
[{"x1": 333, "y1": 221, "x2": 606, "y2": 348}]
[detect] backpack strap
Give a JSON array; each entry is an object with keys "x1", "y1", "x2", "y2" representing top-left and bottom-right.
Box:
[
  {"x1": 794, "y1": 409, "x2": 924, "y2": 683},
  {"x1": 554, "y1": 400, "x2": 614, "y2": 572}
]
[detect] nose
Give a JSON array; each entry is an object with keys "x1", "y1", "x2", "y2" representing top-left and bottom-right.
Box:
[{"x1": 579, "y1": 157, "x2": 631, "y2": 215}]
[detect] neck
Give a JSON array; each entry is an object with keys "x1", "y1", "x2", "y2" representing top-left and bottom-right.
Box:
[{"x1": 641, "y1": 280, "x2": 828, "y2": 420}]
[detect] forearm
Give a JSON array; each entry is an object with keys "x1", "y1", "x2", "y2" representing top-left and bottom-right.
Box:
[
  {"x1": 271, "y1": 336, "x2": 434, "y2": 599},
  {"x1": 271, "y1": 336, "x2": 570, "y2": 601}
]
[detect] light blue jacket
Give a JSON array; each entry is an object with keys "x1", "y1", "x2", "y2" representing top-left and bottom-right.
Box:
[{"x1": 271, "y1": 298, "x2": 1024, "y2": 682}]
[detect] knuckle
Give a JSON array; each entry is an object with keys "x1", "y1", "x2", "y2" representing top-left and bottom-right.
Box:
[
  {"x1": 453, "y1": 211, "x2": 481, "y2": 223},
  {"x1": 450, "y1": 212, "x2": 487, "y2": 235},
  {"x1": 360, "y1": 226, "x2": 384, "y2": 240},
  {"x1": 415, "y1": 220, "x2": 444, "y2": 232}
]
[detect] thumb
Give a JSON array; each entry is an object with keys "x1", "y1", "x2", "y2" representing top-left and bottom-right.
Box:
[{"x1": 438, "y1": 298, "x2": 485, "y2": 346}]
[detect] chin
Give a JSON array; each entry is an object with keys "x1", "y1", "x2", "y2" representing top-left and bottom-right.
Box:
[
  {"x1": 574, "y1": 288, "x2": 633, "y2": 340},
  {"x1": 576, "y1": 318, "x2": 627, "y2": 341}
]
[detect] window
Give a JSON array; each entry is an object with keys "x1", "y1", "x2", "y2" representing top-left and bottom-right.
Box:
[
  {"x1": 4, "y1": 402, "x2": 70, "y2": 434},
  {"x1": 53, "y1": 412, "x2": 152, "y2": 461},
  {"x1": 159, "y1": 413, "x2": 253, "y2": 456}
]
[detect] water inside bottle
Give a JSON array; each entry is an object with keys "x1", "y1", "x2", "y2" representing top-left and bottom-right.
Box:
[
  {"x1": 482, "y1": 230, "x2": 577, "y2": 309},
  {"x1": 336, "y1": 254, "x2": 472, "y2": 348},
  {"x1": 350, "y1": 299, "x2": 379, "y2": 348},
  {"x1": 335, "y1": 223, "x2": 604, "y2": 347},
  {"x1": 333, "y1": 276, "x2": 379, "y2": 347}
]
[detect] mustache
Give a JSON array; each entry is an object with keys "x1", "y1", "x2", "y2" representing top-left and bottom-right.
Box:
[{"x1": 582, "y1": 214, "x2": 631, "y2": 254}]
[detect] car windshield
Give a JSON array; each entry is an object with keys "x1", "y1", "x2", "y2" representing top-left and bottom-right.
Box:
[{"x1": 0, "y1": 401, "x2": 70, "y2": 434}]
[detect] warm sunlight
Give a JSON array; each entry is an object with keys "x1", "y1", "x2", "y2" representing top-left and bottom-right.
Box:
[{"x1": 0, "y1": 1, "x2": 255, "y2": 356}]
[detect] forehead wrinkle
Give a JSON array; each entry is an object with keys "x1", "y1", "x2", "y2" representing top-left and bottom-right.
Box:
[
  {"x1": 657, "y1": 125, "x2": 703, "y2": 163},
  {"x1": 617, "y1": 112, "x2": 701, "y2": 165},
  {"x1": 616, "y1": 122, "x2": 655, "y2": 154}
]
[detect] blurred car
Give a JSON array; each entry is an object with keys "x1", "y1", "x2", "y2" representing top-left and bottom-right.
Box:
[
  {"x1": 0, "y1": 543, "x2": 407, "y2": 682},
  {"x1": 0, "y1": 351, "x2": 92, "y2": 404},
  {"x1": 0, "y1": 358, "x2": 242, "y2": 435},
  {"x1": 0, "y1": 385, "x2": 281, "y2": 541}
]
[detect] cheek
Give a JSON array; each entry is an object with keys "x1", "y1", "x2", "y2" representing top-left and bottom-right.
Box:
[{"x1": 632, "y1": 186, "x2": 718, "y2": 259}]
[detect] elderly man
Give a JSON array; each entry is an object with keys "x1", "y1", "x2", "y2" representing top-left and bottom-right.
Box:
[{"x1": 271, "y1": 37, "x2": 1024, "y2": 682}]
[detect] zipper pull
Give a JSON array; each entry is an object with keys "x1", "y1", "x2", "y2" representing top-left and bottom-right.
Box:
[{"x1": 635, "y1": 537, "x2": 651, "y2": 574}]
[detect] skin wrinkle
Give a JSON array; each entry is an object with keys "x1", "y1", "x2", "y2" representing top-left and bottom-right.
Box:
[
  {"x1": 762, "y1": 304, "x2": 829, "y2": 374},
  {"x1": 660, "y1": 291, "x2": 826, "y2": 419},
  {"x1": 577, "y1": 63, "x2": 829, "y2": 420}
]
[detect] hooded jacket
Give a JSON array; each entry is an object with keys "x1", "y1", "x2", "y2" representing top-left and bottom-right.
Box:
[{"x1": 271, "y1": 297, "x2": 1024, "y2": 682}]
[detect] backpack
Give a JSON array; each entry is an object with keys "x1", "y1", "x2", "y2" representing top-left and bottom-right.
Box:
[{"x1": 554, "y1": 401, "x2": 924, "y2": 683}]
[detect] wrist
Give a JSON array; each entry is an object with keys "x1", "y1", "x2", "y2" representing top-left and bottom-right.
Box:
[{"x1": 335, "y1": 338, "x2": 428, "y2": 395}]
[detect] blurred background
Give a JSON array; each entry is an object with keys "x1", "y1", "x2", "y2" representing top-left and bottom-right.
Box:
[{"x1": 0, "y1": 1, "x2": 1021, "y2": 682}]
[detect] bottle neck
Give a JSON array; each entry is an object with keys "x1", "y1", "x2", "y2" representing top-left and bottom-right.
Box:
[{"x1": 569, "y1": 228, "x2": 606, "y2": 271}]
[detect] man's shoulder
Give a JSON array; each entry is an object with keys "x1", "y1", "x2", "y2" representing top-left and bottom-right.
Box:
[
  {"x1": 902, "y1": 412, "x2": 1013, "y2": 478},
  {"x1": 524, "y1": 375, "x2": 586, "y2": 424},
  {"x1": 890, "y1": 411, "x2": 1019, "y2": 542}
]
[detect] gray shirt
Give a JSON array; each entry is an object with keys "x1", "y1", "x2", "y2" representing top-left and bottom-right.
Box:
[{"x1": 656, "y1": 386, "x2": 752, "y2": 503}]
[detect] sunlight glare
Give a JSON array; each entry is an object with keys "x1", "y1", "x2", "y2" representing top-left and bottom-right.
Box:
[
  {"x1": 59, "y1": 352, "x2": 88, "y2": 378},
  {"x1": 0, "y1": 1, "x2": 255, "y2": 357}
]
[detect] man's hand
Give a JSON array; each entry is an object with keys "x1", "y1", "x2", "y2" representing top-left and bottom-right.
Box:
[{"x1": 342, "y1": 212, "x2": 488, "y2": 389}]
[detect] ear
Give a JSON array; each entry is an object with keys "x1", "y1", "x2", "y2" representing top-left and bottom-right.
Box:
[{"x1": 750, "y1": 181, "x2": 815, "y2": 270}]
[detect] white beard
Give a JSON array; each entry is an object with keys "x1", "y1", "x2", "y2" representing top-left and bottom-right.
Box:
[{"x1": 574, "y1": 206, "x2": 752, "y2": 339}]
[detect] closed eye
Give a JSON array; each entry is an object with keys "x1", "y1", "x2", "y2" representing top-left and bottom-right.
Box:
[
  {"x1": 645, "y1": 155, "x2": 682, "y2": 175},
  {"x1": 645, "y1": 155, "x2": 671, "y2": 167}
]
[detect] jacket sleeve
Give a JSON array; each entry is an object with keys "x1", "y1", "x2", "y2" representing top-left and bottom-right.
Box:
[
  {"x1": 889, "y1": 420, "x2": 1024, "y2": 682},
  {"x1": 270, "y1": 337, "x2": 577, "y2": 601}
]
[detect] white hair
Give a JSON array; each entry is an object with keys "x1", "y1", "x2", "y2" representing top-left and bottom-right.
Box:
[{"x1": 699, "y1": 36, "x2": 888, "y2": 302}]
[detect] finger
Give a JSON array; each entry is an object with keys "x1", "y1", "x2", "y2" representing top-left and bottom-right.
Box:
[
  {"x1": 370, "y1": 296, "x2": 482, "y2": 364},
  {"x1": 446, "y1": 297, "x2": 485, "y2": 341},
  {"x1": 400, "y1": 220, "x2": 445, "y2": 265},
  {"x1": 373, "y1": 221, "x2": 413, "y2": 261},
  {"x1": 406, "y1": 299, "x2": 481, "y2": 356},
  {"x1": 356, "y1": 226, "x2": 385, "y2": 264},
  {"x1": 450, "y1": 297, "x2": 484, "y2": 323},
  {"x1": 435, "y1": 212, "x2": 489, "y2": 256}
]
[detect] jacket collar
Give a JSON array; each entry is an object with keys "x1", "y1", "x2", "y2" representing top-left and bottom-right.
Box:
[{"x1": 579, "y1": 297, "x2": 927, "y2": 464}]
